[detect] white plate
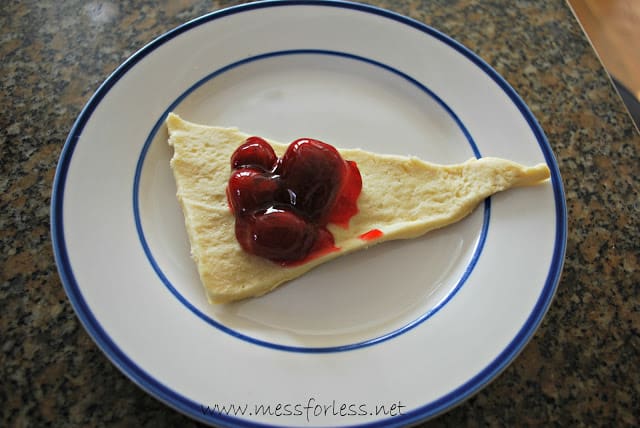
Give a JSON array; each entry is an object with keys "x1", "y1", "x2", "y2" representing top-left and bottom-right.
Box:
[{"x1": 52, "y1": 1, "x2": 566, "y2": 426}]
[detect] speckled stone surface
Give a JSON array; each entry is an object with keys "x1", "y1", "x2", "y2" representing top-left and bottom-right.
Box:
[{"x1": 1, "y1": 0, "x2": 638, "y2": 426}]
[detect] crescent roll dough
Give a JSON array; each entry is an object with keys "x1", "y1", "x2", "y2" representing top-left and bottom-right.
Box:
[{"x1": 167, "y1": 113, "x2": 550, "y2": 303}]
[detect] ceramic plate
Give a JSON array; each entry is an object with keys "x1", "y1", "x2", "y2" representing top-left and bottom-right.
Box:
[{"x1": 52, "y1": 1, "x2": 566, "y2": 426}]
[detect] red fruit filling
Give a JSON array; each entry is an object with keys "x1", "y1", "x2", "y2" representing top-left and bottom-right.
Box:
[
  {"x1": 230, "y1": 136, "x2": 277, "y2": 171},
  {"x1": 227, "y1": 137, "x2": 363, "y2": 265}
]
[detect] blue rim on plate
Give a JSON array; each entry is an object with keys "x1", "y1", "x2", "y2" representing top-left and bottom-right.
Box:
[
  {"x1": 132, "y1": 48, "x2": 490, "y2": 353},
  {"x1": 51, "y1": 1, "x2": 567, "y2": 426}
]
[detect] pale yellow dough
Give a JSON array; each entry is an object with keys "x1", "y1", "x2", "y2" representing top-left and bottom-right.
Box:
[{"x1": 167, "y1": 113, "x2": 550, "y2": 304}]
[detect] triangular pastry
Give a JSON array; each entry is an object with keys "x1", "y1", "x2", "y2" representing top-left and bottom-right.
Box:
[{"x1": 167, "y1": 113, "x2": 550, "y2": 303}]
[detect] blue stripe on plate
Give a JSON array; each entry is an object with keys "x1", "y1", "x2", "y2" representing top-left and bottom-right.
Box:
[
  {"x1": 132, "y1": 48, "x2": 488, "y2": 353},
  {"x1": 51, "y1": 1, "x2": 567, "y2": 427}
]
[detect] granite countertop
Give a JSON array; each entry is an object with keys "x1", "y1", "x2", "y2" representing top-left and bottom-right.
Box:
[{"x1": 2, "y1": 0, "x2": 638, "y2": 426}]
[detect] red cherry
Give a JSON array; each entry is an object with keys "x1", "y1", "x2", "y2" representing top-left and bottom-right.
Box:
[
  {"x1": 235, "y1": 208, "x2": 316, "y2": 262},
  {"x1": 226, "y1": 168, "x2": 280, "y2": 215},
  {"x1": 231, "y1": 137, "x2": 277, "y2": 171},
  {"x1": 278, "y1": 138, "x2": 347, "y2": 223}
]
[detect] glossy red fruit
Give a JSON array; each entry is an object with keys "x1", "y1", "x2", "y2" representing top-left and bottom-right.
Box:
[
  {"x1": 235, "y1": 208, "x2": 316, "y2": 262},
  {"x1": 226, "y1": 168, "x2": 280, "y2": 215},
  {"x1": 278, "y1": 138, "x2": 347, "y2": 223},
  {"x1": 231, "y1": 137, "x2": 277, "y2": 171},
  {"x1": 227, "y1": 136, "x2": 362, "y2": 263}
]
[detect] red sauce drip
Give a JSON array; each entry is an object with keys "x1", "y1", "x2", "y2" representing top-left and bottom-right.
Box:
[
  {"x1": 227, "y1": 137, "x2": 362, "y2": 265},
  {"x1": 359, "y1": 229, "x2": 383, "y2": 241},
  {"x1": 327, "y1": 160, "x2": 362, "y2": 228}
]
